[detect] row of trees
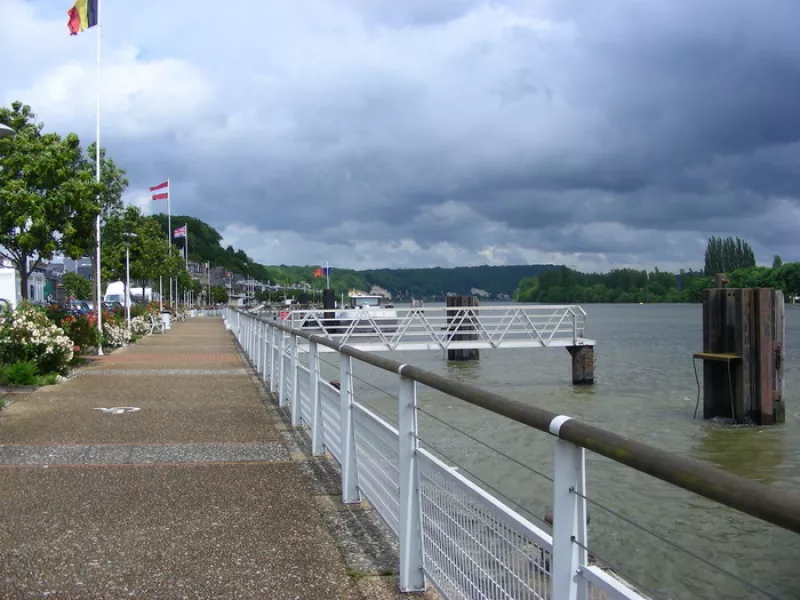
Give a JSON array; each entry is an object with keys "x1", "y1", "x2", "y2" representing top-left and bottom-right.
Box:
[
  {"x1": 703, "y1": 236, "x2": 756, "y2": 275},
  {"x1": 0, "y1": 102, "x2": 116, "y2": 299},
  {"x1": 0, "y1": 101, "x2": 205, "y2": 302},
  {"x1": 515, "y1": 237, "x2": 799, "y2": 304}
]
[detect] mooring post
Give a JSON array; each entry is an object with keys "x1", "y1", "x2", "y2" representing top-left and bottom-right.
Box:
[
  {"x1": 446, "y1": 295, "x2": 480, "y2": 361},
  {"x1": 697, "y1": 284, "x2": 786, "y2": 424},
  {"x1": 774, "y1": 290, "x2": 786, "y2": 423},
  {"x1": 566, "y1": 346, "x2": 594, "y2": 385}
]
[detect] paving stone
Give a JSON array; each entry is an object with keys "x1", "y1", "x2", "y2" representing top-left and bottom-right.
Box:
[
  {"x1": 0, "y1": 442, "x2": 288, "y2": 465},
  {"x1": 0, "y1": 317, "x2": 438, "y2": 599}
]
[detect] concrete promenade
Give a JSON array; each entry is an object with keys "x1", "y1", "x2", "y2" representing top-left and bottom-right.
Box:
[{"x1": 0, "y1": 318, "x2": 435, "y2": 599}]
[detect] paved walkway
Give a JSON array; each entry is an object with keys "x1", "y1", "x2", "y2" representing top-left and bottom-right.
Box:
[{"x1": 0, "y1": 318, "x2": 429, "y2": 599}]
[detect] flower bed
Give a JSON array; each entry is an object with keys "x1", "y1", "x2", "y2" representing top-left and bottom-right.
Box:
[
  {"x1": 103, "y1": 320, "x2": 131, "y2": 347},
  {"x1": 0, "y1": 301, "x2": 170, "y2": 387},
  {"x1": 0, "y1": 304, "x2": 74, "y2": 375},
  {"x1": 130, "y1": 315, "x2": 151, "y2": 337}
]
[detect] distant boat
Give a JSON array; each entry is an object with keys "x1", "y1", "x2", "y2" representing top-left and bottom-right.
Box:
[{"x1": 335, "y1": 292, "x2": 398, "y2": 333}]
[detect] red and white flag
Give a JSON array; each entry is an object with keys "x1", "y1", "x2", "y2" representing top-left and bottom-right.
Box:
[
  {"x1": 150, "y1": 180, "x2": 169, "y2": 201},
  {"x1": 173, "y1": 226, "x2": 186, "y2": 239}
]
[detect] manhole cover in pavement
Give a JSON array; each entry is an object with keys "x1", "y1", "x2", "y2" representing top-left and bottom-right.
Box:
[{"x1": 93, "y1": 407, "x2": 141, "y2": 415}]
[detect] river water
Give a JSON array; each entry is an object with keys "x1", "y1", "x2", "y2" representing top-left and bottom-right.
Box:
[{"x1": 318, "y1": 303, "x2": 799, "y2": 600}]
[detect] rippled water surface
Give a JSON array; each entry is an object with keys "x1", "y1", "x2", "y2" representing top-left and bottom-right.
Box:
[{"x1": 318, "y1": 303, "x2": 799, "y2": 599}]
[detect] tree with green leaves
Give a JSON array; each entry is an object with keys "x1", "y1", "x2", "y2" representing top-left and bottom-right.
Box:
[
  {"x1": 62, "y1": 272, "x2": 93, "y2": 300},
  {"x1": 0, "y1": 102, "x2": 103, "y2": 299},
  {"x1": 0, "y1": 101, "x2": 128, "y2": 300},
  {"x1": 82, "y1": 142, "x2": 128, "y2": 308},
  {"x1": 210, "y1": 285, "x2": 229, "y2": 304},
  {"x1": 773, "y1": 255, "x2": 783, "y2": 269},
  {"x1": 703, "y1": 236, "x2": 756, "y2": 275},
  {"x1": 101, "y1": 206, "x2": 185, "y2": 295},
  {"x1": 514, "y1": 276, "x2": 539, "y2": 302}
]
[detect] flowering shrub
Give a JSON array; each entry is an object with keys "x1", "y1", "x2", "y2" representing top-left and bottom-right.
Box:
[
  {"x1": 103, "y1": 321, "x2": 131, "y2": 347},
  {"x1": 132, "y1": 302, "x2": 162, "y2": 319},
  {"x1": 130, "y1": 315, "x2": 151, "y2": 337},
  {"x1": 58, "y1": 314, "x2": 98, "y2": 353},
  {"x1": 0, "y1": 304, "x2": 74, "y2": 373}
]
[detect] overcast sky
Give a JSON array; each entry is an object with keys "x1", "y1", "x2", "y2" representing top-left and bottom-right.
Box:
[{"x1": 3, "y1": 0, "x2": 800, "y2": 272}]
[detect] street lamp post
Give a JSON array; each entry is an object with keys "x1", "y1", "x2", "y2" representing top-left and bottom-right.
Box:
[{"x1": 122, "y1": 232, "x2": 137, "y2": 331}]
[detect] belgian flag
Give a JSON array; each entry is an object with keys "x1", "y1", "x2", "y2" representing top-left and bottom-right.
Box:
[{"x1": 67, "y1": 0, "x2": 98, "y2": 36}]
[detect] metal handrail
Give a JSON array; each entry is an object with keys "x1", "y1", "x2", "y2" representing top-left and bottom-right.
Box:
[{"x1": 241, "y1": 310, "x2": 800, "y2": 536}]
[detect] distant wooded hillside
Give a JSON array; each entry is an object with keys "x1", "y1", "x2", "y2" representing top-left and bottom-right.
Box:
[
  {"x1": 360, "y1": 265, "x2": 561, "y2": 298},
  {"x1": 150, "y1": 214, "x2": 559, "y2": 298}
]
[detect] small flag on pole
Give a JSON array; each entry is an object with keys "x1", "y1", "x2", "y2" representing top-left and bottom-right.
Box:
[
  {"x1": 313, "y1": 266, "x2": 331, "y2": 278},
  {"x1": 67, "y1": 0, "x2": 98, "y2": 35},
  {"x1": 173, "y1": 226, "x2": 186, "y2": 239},
  {"x1": 150, "y1": 181, "x2": 169, "y2": 201}
]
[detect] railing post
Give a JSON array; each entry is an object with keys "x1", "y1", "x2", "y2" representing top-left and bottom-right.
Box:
[
  {"x1": 255, "y1": 320, "x2": 263, "y2": 376},
  {"x1": 398, "y1": 366, "x2": 425, "y2": 592},
  {"x1": 291, "y1": 334, "x2": 300, "y2": 427},
  {"x1": 278, "y1": 330, "x2": 287, "y2": 407},
  {"x1": 248, "y1": 317, "x2": 253, "y2": 358},
  {"x1": 309, "y1": 340, "x2": 324, "y2": 455},
  {"x1": 571, "y1": 309, "x2": 578, "y2": 345},
  {"x1": 551, "y1": 415, "x2": 588, "y2": 600},
  {"x1": 261, "y1": 321, "x2": 272, "y2": 383},
  {"x1": 269, "y1": 327, "x2": 278, "y2": 392},
  {"x1": 246, "y1": 316, "x2": 251, "y2": 357},
  {"x1": 339, "y1": 350, "x2": 359, "y2": 504},
  {"x1": 261, "y1": 321, "x2": 268, "y2": 381}
]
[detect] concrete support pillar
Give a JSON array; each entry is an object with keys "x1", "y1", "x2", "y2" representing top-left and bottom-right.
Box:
[{"x1": 567, "y1": 345, "x2": 594, "y2": 385}]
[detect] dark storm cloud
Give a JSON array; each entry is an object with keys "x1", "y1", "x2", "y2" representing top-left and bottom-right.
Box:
[
  {"x1": 10, "y1": 0, "x2": 800, "y2": 269},
  {"x1": 226, "y1": 0, "x2": 800, "y2": 255}
]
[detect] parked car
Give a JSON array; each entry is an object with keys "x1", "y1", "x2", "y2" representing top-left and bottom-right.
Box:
[
  {"x1": 68, "y1": 300, "x2": 92, "y2": 315},
  {"x1": 102, "y1": 301, "x2": 124, "y2": 313}
]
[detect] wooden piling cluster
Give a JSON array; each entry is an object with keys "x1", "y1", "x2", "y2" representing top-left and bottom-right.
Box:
[
  {"x1": 696, "y1": 283, "x2": 786, "y2": 424},
  {"x1": 445, "y1": 296, "x2": 480, "y2": 361}
]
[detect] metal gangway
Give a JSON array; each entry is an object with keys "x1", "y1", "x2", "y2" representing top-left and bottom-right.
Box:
[{"x1": 268, "y1": 304, "x2": 594, "y2": 353}]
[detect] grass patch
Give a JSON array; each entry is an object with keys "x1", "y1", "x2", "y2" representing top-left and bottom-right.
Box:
[
  {"x1": 346, "y1": 569, "x2": 395, "y2": 581},
  {"x1": 0, "y1": 361, "x2": 39, "y2": 386},
  {"x1": 36, "y1": 372, "x2": 59, "y2": 386},
  {"x1": 346, "y1": 569, "x2": 369, "y2": 581},
  {"x1": 0, "y1": 362, "x2": 63, "y2": 387}
]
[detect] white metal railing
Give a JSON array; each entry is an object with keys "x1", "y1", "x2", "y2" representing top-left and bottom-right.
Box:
[
  {"x1": 224, "y1": 308, "x2": 800, "y2": 600},
  {"x1": 258, "y1": 304, "x2": 593, "y2": 352},
  {"x1": 193, "y1": 308, "x2": 224, "y2": 317},
  {"x1": 225, "y1": 308, "x2": 646, "y2": 600}
]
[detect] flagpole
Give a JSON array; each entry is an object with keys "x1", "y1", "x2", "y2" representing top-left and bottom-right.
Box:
[
  {"x1": 94, "y1": 0, "x2": 104, "y2": 356},
  {"x1": 184, "y1": 223, "x2": 189, "y2": 308},
  {"x1": 167, "y1": 176, "x2": 172, "y2": 309},
  {"x1": 326, "y1": 260, "x2": 330, "y2": 290}
]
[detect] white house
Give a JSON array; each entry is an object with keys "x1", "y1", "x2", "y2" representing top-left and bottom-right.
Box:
[{"x1": 0, "y1": 257, "x2": 46, "y2": 308}]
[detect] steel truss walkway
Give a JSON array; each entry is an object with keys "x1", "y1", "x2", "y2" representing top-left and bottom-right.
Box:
[{"x1": 270, "y1": 304, "x2": 595, "y2": 352}]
